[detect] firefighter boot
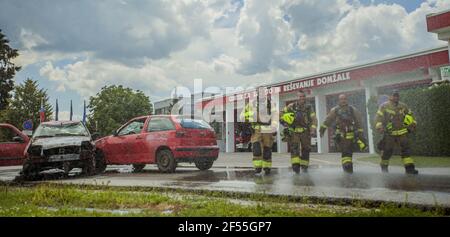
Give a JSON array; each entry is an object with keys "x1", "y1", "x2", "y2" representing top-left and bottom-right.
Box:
[
  {"x1": 255, "y1": 168, "x2": 262, "y2": 175},
  {"x1": 263, "y1": 168, "x2": 271, "y2": 175},
  {"x1": 405, "y1": 164, "x2": 419, "y2": 175},
  {"x1": 381, "y1": 165, "x2": 389, "y2": 173},
  {"x1": 342, "y1": 163, "x2": 353, "y2": 174},
  {"x1": 300, "y1": 165, "x2": 308, "y2": 173},
  {"x1": 292, "y1": 164, "x2": 300, "y2": 174}
]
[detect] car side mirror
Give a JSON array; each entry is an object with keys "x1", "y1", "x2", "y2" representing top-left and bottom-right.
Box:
[
  {"x1": 13, "y1": 136, "x2": 24, "y2": 143},
  {"x1": 112, "y1": 130, "x2": 118, "y2": 136}
]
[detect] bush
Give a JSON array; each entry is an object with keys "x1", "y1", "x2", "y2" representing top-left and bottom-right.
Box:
[{"x1": 367, "y1": 84, "x2": 450, "y2": 156}]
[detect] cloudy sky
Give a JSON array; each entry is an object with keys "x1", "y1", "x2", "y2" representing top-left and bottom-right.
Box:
[{"x1": 1, "y1": 0, "x2": 449, "y2": 120}]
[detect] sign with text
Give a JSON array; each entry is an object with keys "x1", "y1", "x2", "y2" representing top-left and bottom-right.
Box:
[
  {"x1": 440, "y1": 66, "x2": 450, "y2": 80},
  {"x1": 282, "y1": 72, "x2": 351, "y2": 93},
  {"x1": 227, "y1": 87, "x2": 281, "y2": 103}
]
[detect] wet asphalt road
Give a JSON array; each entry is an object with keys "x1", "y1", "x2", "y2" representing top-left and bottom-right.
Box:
[{"x1": 1, "y1": 152, "x2": 450, "y2": 208}]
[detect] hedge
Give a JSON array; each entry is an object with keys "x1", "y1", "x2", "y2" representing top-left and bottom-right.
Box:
[{"x1": 367, "y1": 83, "x2": 450, "y2": 156}]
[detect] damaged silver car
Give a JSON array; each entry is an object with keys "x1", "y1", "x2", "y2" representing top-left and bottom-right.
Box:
[{"x1": 21, "y1": 121, "x2": 101, "y2": 180}]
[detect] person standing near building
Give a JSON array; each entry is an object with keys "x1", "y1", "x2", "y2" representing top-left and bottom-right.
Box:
[
  {"x1": 240, "y1": 96, "x2": 278, "y2": 175},
  {"x1": 375, "y1": 90, "x2": 418, "y2": 175},
  {"x1": 319, "y1": 94, "x2": 366, "y2": 174},
  {"x1": 280, "y1": 90, "x2": 317, "y2": 174}
]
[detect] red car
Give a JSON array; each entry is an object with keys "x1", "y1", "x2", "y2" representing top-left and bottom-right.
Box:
[
  {"x1": 95, "y1": 115, "x2": 219, "y2": 173},
  {"x1": 0, "y1": 123, "x2": 30, "y2": 166}
]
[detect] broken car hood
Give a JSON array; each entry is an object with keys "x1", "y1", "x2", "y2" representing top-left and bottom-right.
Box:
[{"x1": 32, "y1": 136, "x2": 91, "y2": 150}]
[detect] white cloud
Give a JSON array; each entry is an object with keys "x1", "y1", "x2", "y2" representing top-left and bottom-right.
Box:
[
  {"x1": 40, "y1": 62, "x2": 66, "y2": 82},
  {"x1": 289, "y1": 0, "x2": 449, "y2": 76},
  {"x1": 0, "y1": 0, "x2": 215, "y2": 64},
  {"x1": 212, "y1": 54, "x2": 240, "y2": 74},
  {"x1": 39, "y1": 58, "x2": 179, "y2": 100},
  {"x1": 236, "y1": 0, "x2": 295, "y2": 75},
  {"x1": 4, "y1": 0, "x2": 450, "y2": 104},
  {"x1": 19, "y1": 28, "x2": 48, "y2": 50}
]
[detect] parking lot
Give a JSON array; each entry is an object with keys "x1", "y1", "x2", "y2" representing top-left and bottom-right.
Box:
[{"x1": 1, "y1": 152, "x2": 450, "y2": 210}]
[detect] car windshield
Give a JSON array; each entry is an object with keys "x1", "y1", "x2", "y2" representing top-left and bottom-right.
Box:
[
  {"x1": 176, "y1": 118, "x2": 212, "y2": 130},
  {"x1": 33, "y1": 122, "x2": 89, "y2": 138}
]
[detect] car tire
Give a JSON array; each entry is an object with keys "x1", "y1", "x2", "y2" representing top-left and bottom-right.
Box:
[
  {"x1": 194, "y1": 158, "x2": 214, "y2": 171},
  {"x1": 95, "y1": 150, "x2": 107, "y2": 174},
  {"x1": 156, "y1": 149, "x2": 176, "y2": 173},
  {"x1": 22, "y1": 159, "x2": 40, "y2": 181},
  {"x1": 132, "y1": 164, "x2": 146, "y2": 173},
  {"x1": 82, "y1": 154, "x2": 96, "y2": 176}
]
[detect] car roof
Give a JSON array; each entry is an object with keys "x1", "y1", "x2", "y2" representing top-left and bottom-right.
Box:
[
  {"x1": 0, "y1": 123, "x2": 20, "y2": 129},
  {"x1": 40, "y1": 120, "x2": 81, "y2": 126},
  {"x1": 128, "y1": 114, "x2": 206, "y2": 122},
  {"x1": 149, "y1": 115, "x2": 205, "y2": 120},
  {"x1": 131, "y1": 114, "x2": 185, "y2": 119}
]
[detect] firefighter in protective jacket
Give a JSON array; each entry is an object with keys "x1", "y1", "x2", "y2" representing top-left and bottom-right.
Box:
[
  {"x1": 280, "y1": 90, "x2": 317, "y2": 174},
  {"x1": 319, "y1": 94, "x2": 367, "y2": 174},
  {"x1": 375, "y1": 90, "x2": 418, "y2": 175},
  {"x1": 240, "y1": 97, "x2": 278, "y2": 175}
]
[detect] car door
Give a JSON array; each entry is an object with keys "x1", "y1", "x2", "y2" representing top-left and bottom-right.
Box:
[
  {"x1": 142, "y1": 117, "x2": 176, "y2": 163},
  {"x1": 121, "y1": 118, "x2": 147, "y2": 163},
  {"x1": 102, "y1": 133, "x2": 128, "y2": 164},
  {"x1": 103, "y1": 118, "x2": 145, "y2": 164},
  {"x1": 0, "y1": 124, "x2": 30, "y2": 166}
]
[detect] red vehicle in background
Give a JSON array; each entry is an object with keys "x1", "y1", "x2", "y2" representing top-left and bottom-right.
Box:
[
  {"x1": 235, "y1": 128, "x2": 252, "y2": 152},
  {"x1": 0, "y1": 123, "x2": 30, "y2": 166},
  {"x1": 95, "y1": 115, "x2": 219, "y2": 173}
]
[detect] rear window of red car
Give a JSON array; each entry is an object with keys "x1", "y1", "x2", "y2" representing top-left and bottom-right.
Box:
[
  {"x1": 176, "y1": 118, "x2": 212, "y2": 130},
  {"x1": 148, "y1": 117, "x2": 176, "y2": 132}
]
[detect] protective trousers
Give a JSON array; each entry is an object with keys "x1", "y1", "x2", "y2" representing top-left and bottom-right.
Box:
[
  {"x1": 289, "y1": 132, "x2": 311, "y2": 167},
  {"x1": 380, "y1": 134, "x2": 414, "y2": 167},
  {"x1": 251, "y1": 130, "x2": 273, "y2": 169},
  {"x1": 338, "y1": 134, "x2": 354, "y2": 172}
]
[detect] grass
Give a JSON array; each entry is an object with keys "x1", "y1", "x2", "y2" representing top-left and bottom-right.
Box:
[
  {"x1": 357, "y1": 156, "x2": 450, "y2": 167},
  {"x1": 0, "y1": 183, "x2": 446, "y2": 217}
]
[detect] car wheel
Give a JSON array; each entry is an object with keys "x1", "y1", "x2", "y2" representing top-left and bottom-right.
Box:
[
  {"x1": 194, "y1": 158, "x2": 214, "y2": 171},
  {"x1": 132, "y1": 164, "x2": 146, "y2": 172},
  {"x1": 156, "y1": 149, "x2": 176, "y2": 173},
  {"x1": 95, "y1": 150, "x2": 107, "y2": 174},
  {"x1": 21, "y1": 159, "x2": 40, "y2": 181},
  {"x1": 82, "y1": 155, "x2": 96, "y2": 176}
]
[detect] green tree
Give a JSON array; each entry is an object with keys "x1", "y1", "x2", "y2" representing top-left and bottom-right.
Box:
[
  {"x1": 87, "y1": 85, "x2": 152, "y2": 136},
  {"x1": 0, "y1": 29, "x2": 21, "y2": 111},
  {"x1": 1, "y1": 79, "x2": 53, "y2": 129}
]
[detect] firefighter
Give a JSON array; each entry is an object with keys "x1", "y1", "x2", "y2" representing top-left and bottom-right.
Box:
[
  {"x1": 319, "y1": 94, "x2": 367, "y2": 174},
  {"x1": 375, "y1": 90, "x2": 418, "y2": 175},
  {"x1": 280, "y1": 90, "x2": 317, "y2": 174},
  {"x1": 240, "y1": 96, "x2": 278, "y2": 175}
]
